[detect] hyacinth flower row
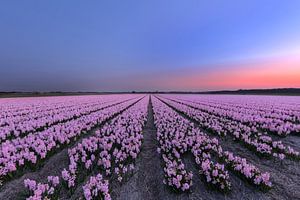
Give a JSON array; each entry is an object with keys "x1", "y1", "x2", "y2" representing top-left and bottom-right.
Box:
[
  {"x1": 161, "y1": 96, "x2": 299, "y2": 159},
  {"x1": 0, "y1": 98, "x2": 106, "y2": 141},
  {"x1": 171, "y1": 94, "x2": 300, "y2": 123},
  {"x1": 0, "y1": 95, "x2": 134, "y2": 143},
  {"x1": 164, "y1": 95, "x2": 299, "y2": 136},
  {"x1": 171, "y1": 95, "x2": 300, "y2": 126},
  {"x1": 152, "y1": 97, "x2": 231, "y2": 191},
  {"x1": 164, "y1": 95, "x2": 300, "y2": 136},
  {"x1": 64, "y1": 96, "x2": 147, "y2": 194},
  {"x1": 24, "y1": 176, "x2": 60, "y2": 200},
  {"x1": 0, "y1": 95, "x2": 107, "y2": 126},
  {"x1": 190, "y1": 134, "x2": 272, "y2": 188},
  {"x1": 83, "y1": 173, "x2": 111, "y2": 200},
  {"x1": 23, "y1": 96, "x2": 148, "y2": 200},
  {"x1": 192, "y1": 133, "x2": 272, "y2": 189},
  {"x1": 158, "y1": 96, "x2": 299, "y2": 160},
  {"x1": 0, "y1": 96, "x2": 73, "y2": 122},
  {"x1": 152, "y1": 96, "x2": 272, "y2": 192},
  {"x1": 169, "y1": 96, "x2": 300, "y2": 158},
  {"x1": 0, "y1": 96, "x2": 141, "y2": 181}
]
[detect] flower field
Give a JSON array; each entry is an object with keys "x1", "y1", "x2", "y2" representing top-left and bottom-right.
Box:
[{"x1": 0, "y1": 94, "x2": 299, "y2": 200}]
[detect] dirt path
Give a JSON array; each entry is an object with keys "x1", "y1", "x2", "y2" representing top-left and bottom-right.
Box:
[
  {"x1": 112, "y1": 96, "x2": 242, "y2": 200},
  {"x1": 112, "y1": 96, "x2": 166, "y2": 200},
  {"x1": 112, "y1": 96, "x2": 264, "y2": 200}
]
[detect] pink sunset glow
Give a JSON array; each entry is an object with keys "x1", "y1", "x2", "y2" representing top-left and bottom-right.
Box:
[{"x1": 153, "y1": 57, "x2": 300, "y2": 91}]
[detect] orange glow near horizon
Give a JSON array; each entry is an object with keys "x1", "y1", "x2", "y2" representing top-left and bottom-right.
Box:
[{"x1": 156, "y1": 57, "x2": 300, "y2": 91}]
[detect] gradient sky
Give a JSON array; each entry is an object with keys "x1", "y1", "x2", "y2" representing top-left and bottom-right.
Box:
[{"x1": 1, "y1": 1, "x2": 300, "y2": 92}]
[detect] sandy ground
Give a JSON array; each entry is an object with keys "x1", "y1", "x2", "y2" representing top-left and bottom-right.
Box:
[{"x1": 0, "y1": 97, "x2": 299, "y2": 200}]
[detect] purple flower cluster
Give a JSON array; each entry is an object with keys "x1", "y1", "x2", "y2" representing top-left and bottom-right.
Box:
[
  {"x1": 152, "y1": 96, "x2": 272, "y2": 191},
  {"x1": 0, "y1": 96, "x2": 114, "y2": 142},
  {"x1": 169, "y1": 95, "x2": 300, "y2": 136},
  {"x1": 162, "y1": 153, "x2": 193, "y2": 191},
  {"x1": 159, "y1": 96, "x2": 299, "y2": 160},
  {"x1": 0, "y1": 95, "x2": 135, "y2": 142},
  {"x1": 25, "y1": 96, "x2": 148, "y2": 199},
  {"x1": 24, "y1": 176, "x2": 59, "y2": 200},
  {"x1": 83, "y1": 173, "x2": 111, "y2": 200},
  {"x1": 4, "y1": 93, "x2": 298, "y2": 198},
  {"x1": 221, "y1": 151, "x2": 272, "y2": 187},
  {"x1": 152, "y1": 97, "x2": 231, "y2": 191},
  {"x1": 0, "y1": 96, "x2": 139, "y2": 179},
  {"x1": 61, "y1": 97, "x2": 147, "y2": 189},
  {"x1": 191, "y1": 136, "x2": 231, "y2": 190}
]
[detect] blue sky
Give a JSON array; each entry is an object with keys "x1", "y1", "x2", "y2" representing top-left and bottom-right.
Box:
[{"x1": 0, "y1": 1, "x2": 300, "y2": 91}]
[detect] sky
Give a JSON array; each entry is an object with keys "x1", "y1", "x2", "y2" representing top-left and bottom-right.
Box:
[{"x1": 0, "y1": 1, "x2": 300, "y2": 92}]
